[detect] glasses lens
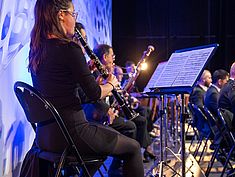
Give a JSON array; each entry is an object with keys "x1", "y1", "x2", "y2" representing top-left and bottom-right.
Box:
[
  {"x1": 62, "y1": 10, "x2": 77, "y2": 19},
  {"x1": 73, "y1": 12, "x2": 78, "y2": 19}
]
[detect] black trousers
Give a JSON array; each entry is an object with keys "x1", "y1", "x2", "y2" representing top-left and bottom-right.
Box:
[
  {"x1": 136, "y1": 105, "x2": 154, "y2": 132},
  {"x1": 132, "y1": 115, "x2": 152, "y2": 148},
  {"x1": 110, "y1": 116, "x2": 137, "y2": 139}
]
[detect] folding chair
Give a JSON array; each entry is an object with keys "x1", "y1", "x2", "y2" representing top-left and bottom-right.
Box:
[
  {"x1": 217, "y1": 108, "x2": 235, "y2": 177},
  {"x1": 192, "y1": 104, "x2": 212, "y2": 163},
  {"x1": 14, "y1": 81, "x2": 106, "y2": 177},
  {"x1": 203, "y1": 107, "x2": 225, "y2": 176},
  {"x1": 187, "y1": 103, "x2": 200, "y2": 151}
]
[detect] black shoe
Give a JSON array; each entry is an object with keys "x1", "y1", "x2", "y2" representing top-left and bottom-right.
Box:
[
  {"x1": 227, "y1": 168, "x2": 235, "y2": 176},
  {"x1": 216, "y1": 154, "x2": 227, "y2": 165},
  {"x1": 144, "y1": 150, "x2": 156, "y2": 161},
  {"x1": 142, "y1": 156, "x2": 150, "y2": 163}
]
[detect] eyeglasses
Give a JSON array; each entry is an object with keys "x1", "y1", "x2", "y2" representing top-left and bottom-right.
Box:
[
  {"x1": 61, "y1": 10, "x2": 78, "y2": 20},
  {"x1": 112, "y1": 55, "x2": 116, "y2": 60}
]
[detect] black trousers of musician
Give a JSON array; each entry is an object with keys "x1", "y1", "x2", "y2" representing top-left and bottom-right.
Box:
[
  {"x1": 110, "y1": 116, "x2": 137, "y2": 140},
  {"x1": 132, "y1": 115, "x2": 152, "y2": 148},
  {"x1": 36, "y1": 109, "x2": 144, "y2": 177},
  {"x1": 136, "y1": 105, "x2": 154, "y2": 132}
]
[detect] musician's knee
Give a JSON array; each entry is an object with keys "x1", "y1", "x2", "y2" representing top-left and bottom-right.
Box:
[{"x1": 133, "y1": 115, "x2": 147, "y2": 126}]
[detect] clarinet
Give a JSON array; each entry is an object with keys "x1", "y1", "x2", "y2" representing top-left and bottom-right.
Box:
[{"x1": 74, "y1": 27, "x2": 139, "y2": 121}]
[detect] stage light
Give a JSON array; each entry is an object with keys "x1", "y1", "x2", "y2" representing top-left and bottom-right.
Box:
[{"x1": 140, "y1": 62, "x2": 147, "y2": 70}]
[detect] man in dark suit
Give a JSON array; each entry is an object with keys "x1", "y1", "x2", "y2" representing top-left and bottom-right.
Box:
[
  {"x1": 190, "y1": 70, "x2": 212, "y2": 107},
  {"x1": 189, "y1": 70, "x2": 212, "y2": 133},
  {"x1": 218, "y1": 62, "x2": 235, "y2": 130},
  {"x1": 205, "y1": 69, "x2": 229, "y2": 116}
]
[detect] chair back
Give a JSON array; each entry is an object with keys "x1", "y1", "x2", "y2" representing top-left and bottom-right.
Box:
[
  {"x1": 14, "y1": 81, "x2": 92, "y2": 176},
  {"x1": 188, "y1": 102, "x2": 195, "y2": 116},
  {"x1": 14, "y1": 83, "x2": 56, "y2": 125},
  {"x1": 203, "y1": 107, "x2": 219, "y2": 134},
  {"x1": 192, "y1": 104, "x2": 212, "y2": 135},
  {"x1": 217, "y1": 108, "x2": 235, "y2": 144},
  {"x1": 187, "y1": 102, "x2": 197, "y2": 127},
  {"x1": 14, "y1": 81, "x2": 71, "y2": 141}
]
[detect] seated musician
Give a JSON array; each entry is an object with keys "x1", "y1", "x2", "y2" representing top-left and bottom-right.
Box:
[
  {"x1": 115, "y1": 64, "x2": 155, "y2": 133},
  {"x1": 92, "y1": 44, "x2": 156, "y2": 162},
  {"x1": 218, "y1": 62, "x2": 235, "y2": 131},
  {"x1": 205, "y1": 69, "x2": 229, "y2": 117},
  {"x1": 189, "y1": 70, "x2": 212, "y2": 134},
  {"x1": 25, "y1": 1, "x2": 144, "y2": 176},
  {"x1": 75, "y1": 23, "x2": 151, "y2": 175}
]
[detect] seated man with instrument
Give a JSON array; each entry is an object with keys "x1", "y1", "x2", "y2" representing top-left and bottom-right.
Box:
[
  {"x1": 93, "y1": 44, "x2": 156, "y2": 162},
  {"x1": 117, "y1": 61, "x2": 155, "y2": 133},
  {"x1": 75, "y1": 23, "x2": 153, "y2": 175}
]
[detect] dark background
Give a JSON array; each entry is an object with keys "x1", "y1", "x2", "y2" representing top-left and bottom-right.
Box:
[{"x1": 112, "y1": 0, "x2": 235, "y2": 91}]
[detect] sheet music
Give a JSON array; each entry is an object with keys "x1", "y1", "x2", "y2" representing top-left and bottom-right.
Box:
[
  {"x1": 153, "y1": 45, "x2": 217, "y2": 89},
  {"x1": 172, "y1": 47, "x2": 215, "y2": 86},
  {"x1": 144, "y1": 61, "x2": 167, "y2": 93},
  {"x1": 154, "y1": 53, "x2": 188, "y2": 88}
]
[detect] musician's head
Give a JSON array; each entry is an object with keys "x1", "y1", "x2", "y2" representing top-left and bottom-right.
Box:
[
  {"x1": 230, "y1": 62, "x2": 235, "y2": 79},
  {"x1": 125, "y1": 60, "x2": 135, "y2": 74},
  {"x1": 212, "y1": 69, "x2": 229, "y2": 88},
  {"x1": 29, "y1": 0, "x2": 78, "y2": 73},
  {"x1": 93, "y1": 44, "x2": 115, "y2": 73},
  {"x1": 33, "y1": 0, "x2": 77, "y2": 39},
  {"x1": 114, "y1": 66, "x2": 124, "y2": 82},
  {"x1": 199, "y1": 69, "x2": 212, "y2": 87}
]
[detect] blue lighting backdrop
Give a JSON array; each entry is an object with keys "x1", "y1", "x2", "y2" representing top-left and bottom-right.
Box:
[{"x1": 0, "y1": 0, "x2": 112, "y2": 176}]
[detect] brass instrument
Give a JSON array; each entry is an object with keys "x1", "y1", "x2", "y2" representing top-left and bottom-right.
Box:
[
  {"x1": 74, "y1": 25, "x2": 139, "y2": 121},
  {"x1": 122, "y1": 46, "x2": 154, "y2": 109},
  {"x1": 123, "y1": 45, "x2": 154, "y2": 93}
]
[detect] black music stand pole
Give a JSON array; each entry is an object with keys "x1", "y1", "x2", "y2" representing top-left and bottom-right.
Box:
[
  {"x1": 158, "y1": 95, "x2": 181, "y2": 177},
  {"x1": 159, "y1": 95, "x2": 164, "y2": 176},
  {"x1": 180, "y1": 93, "x2": 186, "y2": 177}
]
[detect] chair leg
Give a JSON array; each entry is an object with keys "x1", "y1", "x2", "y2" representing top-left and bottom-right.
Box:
[
  {"x1": 205, "y1": 144, "x2": 220, "y2": 177},
  {"x1": 102, "y1": 163, "x2": 108, "y2": 172},
  {"x1": 185, "y1": 121, "x2": 191, "y2": 135},
  {"x1": 220, "y1": 145, "x2": 235, "y2": 177},
  {"x1": 55, "y1": 147, "x2": 69, "y2": 177},
  {"x1": 98, "y1": 168, "x2": 104, "y2": 177},
  {"x1": 198, "y1": 133, "x2": 211, "y2": 163},
  {"x1": 193, "y1": 135, "x2": 203, "y2": 158},
  {"x1": 188, "y1": 128, "x2": 198, "y2": 152}
]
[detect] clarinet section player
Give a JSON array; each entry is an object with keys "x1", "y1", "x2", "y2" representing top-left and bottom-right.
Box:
[
  {"x1": 28, "y1": 0, "x2": 144, "y2": 176},
  {"x1": 75, "y1": 22, "x2": 139, "y2": 175},
  {"x1": 75, "y1": 21, "x2": 156, "y2": 164},
  {"x1": 93, "y1": 44, "x2": 156, "y2": 162}
]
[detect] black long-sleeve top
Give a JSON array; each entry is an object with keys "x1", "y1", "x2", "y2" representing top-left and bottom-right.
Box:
[{"x1": 32, "y1": 38, "x2": 101, "y2": 111}]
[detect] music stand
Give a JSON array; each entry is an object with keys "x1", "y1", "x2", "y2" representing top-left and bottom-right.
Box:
[
  {"x1": 144, "y1": 61, "x2": 167, "y2": 93},
  {"x1": 145, "y1": 43, "x2": 218, "y2": 177}
]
